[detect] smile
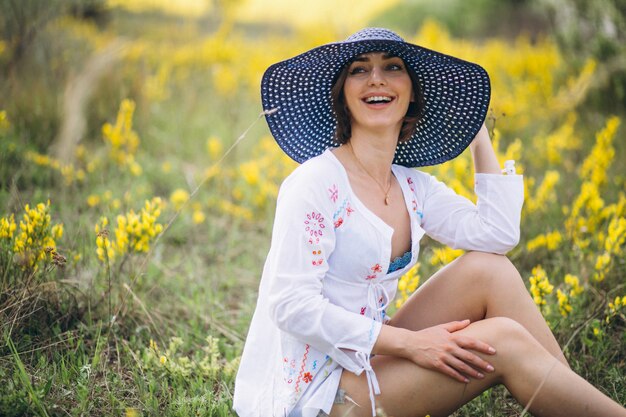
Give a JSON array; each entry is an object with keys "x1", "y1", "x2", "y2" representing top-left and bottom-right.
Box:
[{"x1": 363, "y1": 95, "x2": 394, "y2": 104}]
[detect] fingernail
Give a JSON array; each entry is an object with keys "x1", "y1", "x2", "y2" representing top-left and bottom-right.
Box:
[
  {"x1": 487, "y1": 365, "x2": 494, "y2": 372},
  {"x1": 477, "y1": 373, "x2": 484, "y2": 378},
  {"x1": 488, "y1": 347, "x2": 496, "y2": 354},
  {"x1": 464, "y1": 378, "x2": 470, "y2": 384}
]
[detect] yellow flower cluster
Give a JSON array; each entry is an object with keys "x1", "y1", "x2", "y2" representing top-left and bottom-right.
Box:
[
  {"x1": 95, "y1": 198, "x2": 164, "y2": 263},
  {"x1": 593, "y1": 216, "x2": 626, "y2": 282},
  {"x1": 564, "y1": 274, "x2": 584, "y2": 297},
  {"x1": 102, "y1": 99, "x2": 142, "y2": 176},
  {"x1": 0, "y1": 214, "x2": 16, "y2": 240},
  {"x1": 141, "y1": 335, "x2": 238, "y2": 380},
  {"x1": 525, "y1": 171, "x2": 560, "y2": 214},
  {"x1": 529, "y1": 266, "x2": 554, "y2": 310},
  {"x1": 395, "y1": 262, "x2": 421, "y2": 309},
  {"x1": 429, "y1": 247, "x2": 464, "y2": 267},
  {"x1": 566, "y1": 117, "x2": 620, "y2": 247},
  {"x1": 536, "y1": 113, "x2": 581, "y2": 166},
  {"x1": 555, "y1": 274, "x2": 584, "y2": 318},
  {"x1": 25, "y1": 151, "x2": 87, "y2": 185},
  {"x1": 605, "y1": 295, "x2": 626, "y2": 324},
  {"x1": 1, "y1": 201, "x2": 64, "y2": 270},
  {"x1": 526, "y1": 230, "x2": 563, "y2": 252},
  {"x1": 228, "y1": 136, "x2": 297, "y2": 215},
  {"x1": 556, "y1": 289, "x2": 572, "y2": 317}
]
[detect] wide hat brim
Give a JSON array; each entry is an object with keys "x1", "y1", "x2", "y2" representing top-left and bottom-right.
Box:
[{"x1": 261, "y1": 31, "x2": 491, "y2": 167}]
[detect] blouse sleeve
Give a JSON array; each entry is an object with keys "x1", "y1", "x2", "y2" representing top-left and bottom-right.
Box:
[
  {"x1": 419, "y1": 172, "x2": 524, "y2": 254},
  {"x1": 266, "y1": 168, "x2": 381, "y2": 374}
]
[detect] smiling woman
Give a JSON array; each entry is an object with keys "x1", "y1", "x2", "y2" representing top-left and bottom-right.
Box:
[
  {"x1": 234, "y1": 28, "x2": 626, "y2": 417},
  {"x1": 331, "y1": 52, "x2": 424, "y2": 147}
]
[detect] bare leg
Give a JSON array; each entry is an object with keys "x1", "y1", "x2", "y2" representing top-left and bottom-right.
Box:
[
  {"x1": 389, "y1": 251, "x2": 568, "y2": 366},
  {"x1": 331, "y1": 318, "x2": 626, "y2": 417}
]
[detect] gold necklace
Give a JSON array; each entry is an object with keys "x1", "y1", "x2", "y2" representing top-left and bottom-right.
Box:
[{"x1": 348, "y1": 143, "x2": 392, "y2": 205}]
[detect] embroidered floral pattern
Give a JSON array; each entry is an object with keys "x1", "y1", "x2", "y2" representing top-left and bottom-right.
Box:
[
  {"x1": 303, "y1": 372, "x2": 313, "y2": 383},
  {"x1": 407, "y1": 179, "x2": 424, "y2": 219},
  {"x1": 294, "y1": 344, "x2": 310, "y2": 393},
  {"x1": 366, "y1": 263, "x2": 382, "y2": 280},
  {"x1": 332, "y1": 198, "x2": 354, "y2": 229},
  {"x1": 311, "y1": 249, "x2": 323, "y2": 266},
  {"x1": 304, "y1": 211, "x2": 326, "y2": 246},
  {"x1": 328, "y1": 184, "x2": 339, "y2": 203},
  {"x1": 407, "y1": 177, "x2": 416, "y2": 192}
]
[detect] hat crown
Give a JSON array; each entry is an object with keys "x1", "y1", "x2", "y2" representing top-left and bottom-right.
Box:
[{"x1": 344, "y1": 28, "x2": 405, "y2": 43}]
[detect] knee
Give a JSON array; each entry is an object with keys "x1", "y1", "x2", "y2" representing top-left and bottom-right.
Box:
[
  {"x1": 487, "y1": 317, "x2": 539, "y2": 356},
  {"x1": 459, "y1": 252, "x2": 521, "y2": 283}
]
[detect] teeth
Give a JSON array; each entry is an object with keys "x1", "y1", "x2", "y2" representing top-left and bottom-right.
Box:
[{"x1": 365, "y1": 96, "x2": 392, "y2": 103}]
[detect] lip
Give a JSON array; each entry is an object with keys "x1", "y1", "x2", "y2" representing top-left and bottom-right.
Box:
[{"x1": 360, "y1": 93, "x2": 396, "y2": 105}]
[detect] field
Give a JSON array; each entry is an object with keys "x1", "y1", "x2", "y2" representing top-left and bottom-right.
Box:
[{"x1": 0, "y1": 1, "x2": 625, "y2": 416}]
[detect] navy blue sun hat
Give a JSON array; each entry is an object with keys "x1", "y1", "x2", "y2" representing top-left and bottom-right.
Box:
[{"x1": 261, "y1": 28, "x2": 491, "y2": 168}]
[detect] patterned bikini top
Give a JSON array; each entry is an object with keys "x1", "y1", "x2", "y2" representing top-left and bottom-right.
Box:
[{"x1": 387, "y1": 250, "x2": 412, "y2": 273}]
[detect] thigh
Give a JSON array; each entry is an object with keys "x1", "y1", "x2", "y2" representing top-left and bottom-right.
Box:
[
  {"x1": 329, "y1": 318, "x2": 511, "y2": 417},
  {"x1": 388, "y1": 251, "x2": 503, "y2": 331}
]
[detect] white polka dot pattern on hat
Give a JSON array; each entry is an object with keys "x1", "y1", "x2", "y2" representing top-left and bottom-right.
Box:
[{"x1": 261, "y1": 28, "x2": 490, "y2": 168}]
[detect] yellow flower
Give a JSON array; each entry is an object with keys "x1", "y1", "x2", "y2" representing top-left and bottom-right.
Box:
[
  {"x1": 396, "y1": 262, "x2": 421, "y2": 309},
  {"x1": 170, "y1": 188, "x2": 190, "y2": 211},
  {"x1": 239, "y1": 161, "x2": 260, "y2": 186},
  {"x1": 0, "y1": 110, "x2": 10, "y2": 130},
  {"x1": 525, "y1": 171, "x2": 560, "y2": 214},
  {"x1": 564, "y1": 274, "x2": 583, "y2": 297},
  {"x1": 556, "y1": 289, "x2": 572, "y2": 317},
  {"x1": 192, "y1": 210, "x2": 206, "y2": 224},
  {"x1": 429, "y1": 247, "x2": 464, "y2": 266},
  {"x1": 125, "y1": 408, "x2": 140, "y2": 417},
  {"x1": 0, "y1": 214, "x2": 16, "y2": 239},
  {"x1": 95, "y1": 198, "x2": 163, "y2": 263},
  {"x1": 529, "y1": 265, "x2": 553, "y2": 311},
  {"x1": 206, "y1": 136, "x2": 223, "y2": 160},
  {"x1": 87, "y1": 194, "x2": 101, "y2": 207},
  {"x1": 159, "y1": 355, "x2": 167, "y2": 365}
]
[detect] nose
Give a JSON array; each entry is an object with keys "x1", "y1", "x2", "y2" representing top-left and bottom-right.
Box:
[{"x1": 368, "y1": 67, "x2": 386, "y2": 86}]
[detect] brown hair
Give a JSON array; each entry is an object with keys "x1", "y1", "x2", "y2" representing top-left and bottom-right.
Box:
[{"x1": 330, "y1": 57, "x2": 424, "y2": 145}]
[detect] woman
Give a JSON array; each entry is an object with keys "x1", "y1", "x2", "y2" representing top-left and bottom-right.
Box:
[{"x1": 234, "y1": 28, "x2": 626, "y2": 417}]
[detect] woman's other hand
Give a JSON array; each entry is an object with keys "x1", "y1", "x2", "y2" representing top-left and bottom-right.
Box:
[{"x1": 374, "y1": 319, "x2": 496, "y2": 383}]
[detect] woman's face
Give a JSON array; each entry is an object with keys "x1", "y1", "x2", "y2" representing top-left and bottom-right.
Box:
[{"x1": 342, "y1": 52, "x2": 413, "y2": 134}]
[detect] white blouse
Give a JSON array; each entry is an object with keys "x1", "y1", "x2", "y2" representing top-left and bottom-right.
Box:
[{"x1": 234, "y1": 149, "x2": 524, "y2": 417}]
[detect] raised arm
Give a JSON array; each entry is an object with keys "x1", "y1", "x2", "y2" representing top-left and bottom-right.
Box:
[{"x1": 469, "y1": 123, "x2": 501, "y2": 174}]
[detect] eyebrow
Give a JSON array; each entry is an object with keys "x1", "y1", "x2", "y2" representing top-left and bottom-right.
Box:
[{"x1": 351, "y1": 53, "x2": 397, "y2": 62}]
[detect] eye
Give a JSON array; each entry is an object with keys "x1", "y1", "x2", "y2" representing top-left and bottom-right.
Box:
[
  {"x1": 386, "y1": 62, "x2": 404, "y2": 71},
  {"x1": 348, "y1": 65, "x2": 367, "y2": 75}
]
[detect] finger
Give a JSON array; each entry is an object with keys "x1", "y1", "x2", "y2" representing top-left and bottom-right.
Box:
[
  {"x1": 446, "y1": 355, "x2": 485, "y2": 380},
  {"x1": 442, "y1": 319, "x2": 471, "y2": 333},
  {"x1": 435, "y1": 361, "x2": 470, "y2": 384},
  {"x1": 454, "y1": 348, "x2": 495, "y2": 374},
  {"x1": 454, "y1": 335, "x2": 497, "y2": 355}
]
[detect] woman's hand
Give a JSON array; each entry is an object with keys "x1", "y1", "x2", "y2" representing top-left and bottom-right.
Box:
[
  {"x1": 402, "y1": 319, "x2": 496, "y2": 383},
  {"x1": 374, "y1": 319, "x2": 496, "y2": 383}
]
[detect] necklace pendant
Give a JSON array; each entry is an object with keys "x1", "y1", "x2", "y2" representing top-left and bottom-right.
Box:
[{"x1": 384, "y1": 195, "x2": 390, "y2": 205}]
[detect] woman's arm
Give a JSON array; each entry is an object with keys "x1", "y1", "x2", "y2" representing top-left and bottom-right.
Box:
[{"x1": 469, "y1": 123, "x2": 501, "y2": 174}]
